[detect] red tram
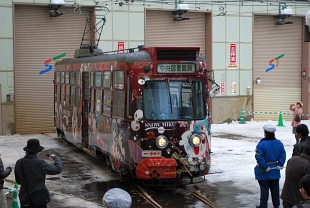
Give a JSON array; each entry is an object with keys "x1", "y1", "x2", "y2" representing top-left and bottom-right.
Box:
[{"x1": 54, "y1": 46, "x2": 218, "y2": 184}]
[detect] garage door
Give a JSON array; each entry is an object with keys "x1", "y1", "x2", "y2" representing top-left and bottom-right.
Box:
[
  {"x1": 14, "y1": 5, "x2": 91, "y2": 133},
  {"x1": 145, "y1": 10, "x2": 207, "y2": 57},
  {"x1": 253, "y1": 15, "x2": 302, "y2": 121}
]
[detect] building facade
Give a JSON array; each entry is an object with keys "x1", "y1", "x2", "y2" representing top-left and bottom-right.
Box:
[{"x1": 0, "y1": 0, "x2": 309, "y2": 134}]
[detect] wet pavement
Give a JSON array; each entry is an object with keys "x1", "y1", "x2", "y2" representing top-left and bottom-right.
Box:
[
  {"x1": 6, "y1": 134, "x2": 254, "y2": 208},
  {"x1": 47, "y1": 140, "x2": 251, "y2": 208}
]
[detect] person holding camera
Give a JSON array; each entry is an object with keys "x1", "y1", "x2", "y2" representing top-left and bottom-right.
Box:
[
  {"x1": 14, "y1": 138, "x2": 62, "y2": 208},
  {"x1": 290, "y1": 101, "x2": 303, "y2": 143},
  {"x1": 0, "y1": 154, "x2": 12, "y2": 208}
]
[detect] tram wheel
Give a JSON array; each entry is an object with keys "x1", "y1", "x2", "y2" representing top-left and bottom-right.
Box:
[{"x1": 61, "y1": 133, "x2": 68, "y2": 145}]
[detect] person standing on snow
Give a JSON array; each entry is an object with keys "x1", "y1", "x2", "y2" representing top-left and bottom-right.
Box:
[
  {"x1": 0, "y1": 154, "x2": 12, "y2": 208},
  {"x1": 14, "y1": 138, "x2": 62, "y2": 208},
  {"x1": 290, "y1": 102, "x2": 303, "y2": 144},
  {"x1": 255, "y1": 125, "x2": 286, "y2": 208},
  {"x1": 292, "y1": 124, "x2": 310, "y2": 157},
  {"x1": 281, "y1": 143, "x2": 310, "y2": 208}
]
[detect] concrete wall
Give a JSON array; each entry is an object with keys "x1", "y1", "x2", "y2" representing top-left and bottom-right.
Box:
[
  {"x1": 1, "y1": 102, "x2": 15, "y2": 135},
  {"x1": 212, "y1": 96, "x2": 253, "y2": 124}
]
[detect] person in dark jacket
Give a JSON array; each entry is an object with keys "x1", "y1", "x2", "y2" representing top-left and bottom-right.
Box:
[
  {"x1": 14, "y1": 138, "x2": 62, "y2": 208},
  {"x1": 292, "y1": 174, "x2": 310, "y2": 208},
  {"x1": 281, "y1": 143, "x2": 310, "y2": 208},
  {"x1": 0, "y1": 154, "x2": 12, "y2": 208},
  {"x1": 292, "y1": 124, "x2": 310, "y2": 156},
  {"x1": 255, "y1": 125, "x2": 286, "y2": 208}
]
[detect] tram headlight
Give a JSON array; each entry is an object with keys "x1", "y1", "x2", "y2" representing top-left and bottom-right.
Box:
[
  {"x1": 156, "y1": 135, "x2": 168, "y2": 149},
  {"x1": 189, "y1": 135, "x2": 201, "y2": 147}
]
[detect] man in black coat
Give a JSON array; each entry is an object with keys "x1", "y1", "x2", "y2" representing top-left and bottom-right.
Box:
[
  {"x1": 292, "y1": 124, "x2": 310, "y2": 156},
  {"x1": 0, "y1": 154, "x2": 12, "y2": 208},
  {"x1": 281, "y1": 142, "x2": 310, "y2": 207},
  {"x1": 14, "y1": 138, "x2": 62, "y2": 208}
]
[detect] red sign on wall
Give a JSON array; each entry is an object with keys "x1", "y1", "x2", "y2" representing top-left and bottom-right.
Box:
[
  {"x1": 220, "y1": 82, "x2": 225, "y2": 95},
  {"x1": 118, "y1": 42, "x2": 124, "y2": 53},
  {"x1": 230, "y1": 44, "x2": 236, "y2": 63}
]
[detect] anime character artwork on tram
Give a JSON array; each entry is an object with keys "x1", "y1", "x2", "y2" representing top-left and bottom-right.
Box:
[{"x1": 54, "y1": 46, "x2": 216, "y2": 185}]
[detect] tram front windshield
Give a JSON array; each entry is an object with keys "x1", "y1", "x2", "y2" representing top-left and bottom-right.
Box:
[{"x1": 143, "y1": 80, "x2": 206, "y2": 120}]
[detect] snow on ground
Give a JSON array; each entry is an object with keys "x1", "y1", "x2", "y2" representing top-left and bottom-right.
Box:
[
  {"x1": 1, "y1": 119, "x2": 308, "y2": 207},
  {"x1": 207, "y1": 119, "x2": 308, "y2": 207}
]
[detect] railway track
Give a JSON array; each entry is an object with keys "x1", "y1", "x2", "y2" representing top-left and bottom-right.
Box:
[
  {"x1": 40, "y1": 133, "x2": 219, "y2": 207},
  {"x1": 129, "y1": 180, "x2": 163, "y2": 208},
  {"x1": 183, "y1": 185, "x2": 219, "y2": 208},
  {"x1": 129, "y1": 180, "x2": 219, "y2": 208}
]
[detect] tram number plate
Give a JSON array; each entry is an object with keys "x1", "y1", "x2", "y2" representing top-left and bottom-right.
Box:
[{"x1": 141, "y1": 150, "x2": 161, "y2": 157}]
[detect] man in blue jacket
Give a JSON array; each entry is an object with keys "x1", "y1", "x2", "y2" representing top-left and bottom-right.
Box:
[
  {"x1": 14, "y1": 138, "x2": 62, "y2": 208},
  {"x1": 255, "y1": 125, "x2": 286, "y2": 208}
]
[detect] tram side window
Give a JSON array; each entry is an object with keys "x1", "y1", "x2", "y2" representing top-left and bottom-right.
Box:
[
  {"x1": 90, "y1": 71, "x2": 94, "y2": 87},
  {"x1": 126, "y1": 75, "x2": 132, "y2": 118},
  {"x1": 95, "y1": 71, "x2": 102, "y2": 87},
  {"x1": 75, "y1": 88, "x2": 80, "y2": 107},
  {"x1": 90, "y1": 89, "x2": 95, "y2": 112},
  {"x1": 65, "y1": 72, "x2": 69, "y2": 84},
  {"x1": 70, "y1": 86, "x2": 75, "y2": 106},
  {"x1": 76, "y1": 72, "x2": 81, "y2": 86},
  {"x1": 113, "y1": 91, "x2": 125, "y2": 118},
  {"x1": 113, "y1": 71, "x2": 124, "y2": 90},
  {"x1": 192, "y1": 82, "x2": 205, "y2": 117},
  {"x1": 61, "y1": 85, "x2": 65, "y2": 104},
  {"x1": 56, "y1": 85, "x2": 61, "y2": 103},
  {"x1": 56, "y1": 72, "x2": 61, "y2": 83},
  {"x1": 60, "y1": 72, "x2": 65, "y2": 83},
  {"x1": 103, "y1": 71, "x2": 111, "y2": 88},
  {"x1": 65, "y1": 85, "x2": 70, "y2": 105},
  {"x1": 70, "y1": 72, "x2": 75, "y2": 84},
  {"x1": 95, "y1": 89, "x2": 102, "y2": 113},
  {"x1": 103, "y1": 90, "x2": 111, "y2": 115}
]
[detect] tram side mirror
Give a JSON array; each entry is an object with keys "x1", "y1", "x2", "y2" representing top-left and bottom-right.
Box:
[{"x1": 209, "y1": 85, "x2": 220, "y2": 98}]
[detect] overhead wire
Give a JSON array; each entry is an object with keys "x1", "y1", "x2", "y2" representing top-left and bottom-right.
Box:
[{"x1": 62, "y1": 0, "x2": 309, "y2": 18}]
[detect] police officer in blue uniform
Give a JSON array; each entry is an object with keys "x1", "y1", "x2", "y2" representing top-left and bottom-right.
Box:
[{"x1": 255, "y1": 125, "x2": 286, "y2": 208}]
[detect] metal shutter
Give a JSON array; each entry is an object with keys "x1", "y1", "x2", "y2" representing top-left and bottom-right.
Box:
[
  {"x1": 145, "y1": 10, "x2": 206, "y2": 57},
  {"x1": 14, "y1": 5, "x2": 90, "y2": 133},
  {"x1": 253, "y1": 15, "x2": 302, "y2": 121}
]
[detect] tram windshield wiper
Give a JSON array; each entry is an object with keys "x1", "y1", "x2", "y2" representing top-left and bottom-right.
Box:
[{"x1": 165, "y1": 77, "x2": 172, "y2": 114}]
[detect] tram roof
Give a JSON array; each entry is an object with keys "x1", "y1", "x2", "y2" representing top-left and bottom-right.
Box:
[{"x1": 56, "y1": 50, "x2": 152, "y2": 65}]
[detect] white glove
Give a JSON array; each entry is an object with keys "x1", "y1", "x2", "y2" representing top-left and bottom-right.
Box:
[
  {"x1": 265, "y1": 167, "x2": 271, "y2": 172},
  {"x1": 276, "y1": 166, "x2": 283, "y2": 170}
]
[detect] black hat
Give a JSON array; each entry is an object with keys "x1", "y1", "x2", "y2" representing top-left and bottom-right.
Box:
[{"x1": 23, "y1": 139, "x2": 44, "y2": 153}]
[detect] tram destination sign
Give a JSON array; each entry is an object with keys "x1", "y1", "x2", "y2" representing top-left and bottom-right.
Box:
[{"x1": 157, "y1": 63, "x2": 196, "y2": 74}]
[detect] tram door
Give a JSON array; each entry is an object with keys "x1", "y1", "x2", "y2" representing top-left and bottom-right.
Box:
[{"x1": 82, "y1": 72, "x2": 90, "y2": 150}]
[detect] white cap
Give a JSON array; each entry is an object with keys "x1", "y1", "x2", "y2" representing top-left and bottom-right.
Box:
[{"x1": 263, "y1": 125, "x2": 276, "y2": 133}]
